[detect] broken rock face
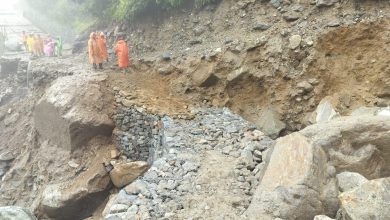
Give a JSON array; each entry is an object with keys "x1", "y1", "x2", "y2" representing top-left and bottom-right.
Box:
[
  {"x1": 34, "y1": 74, "x2": 114, "y2": 152},
  {"x1": 39, "y1": 149, "x2": 111, "y2": 220},
  {"x1": 246, "y1": 133, "x2": 336, "y2": 220}
]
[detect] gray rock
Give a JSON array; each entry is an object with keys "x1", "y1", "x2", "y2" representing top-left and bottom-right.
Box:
[
  {"x1": 283, "y1": 12, "x2": 300, "y2": 22},
  {"x1": 300, "y1": 116, "x2": 390, "y2": 179},
  {"x1": 339, "y1": 178, "x2": 390, "y2": 220},
  {"x1": 0, "y1": 152, "x2": 14, "y2": 162},
  {"x1": 110, "y1": 204, "x2": 129, "y2": 214},
  {"x1": 289, "y1": 35, "x2": 302, "y2": 50},
  {"x1": 182, "y1": 161, "x2": 200, "y2": 174},
  {"x1": 297, "y1": 81, "x2": 313, "y2": 92},
  {"x1": 246, "y1": 133, "x2": 336, "y2": 219},
  {"x1": 315, "y1": 99, "x2": 338, "y2": 123},
  {"x1": 0, "y1": 206, "x2": 37, "y2": 220},
  {"x1": 255, "y1": 107, "x2": 286, "y2": 139},
  {"x1": 327, "y1": 20, "x2": 341, "y2": 27},
  {"x1": 336, "y1": 172, "x2": 368, "y2": 192},
  {"x1": 270, "y1": 0, "x2": 281, "y2": 8},
  {"x1": 162, "y1": 52, "x2": 172, "y2": 61},
  {"x1": 253, "y1": 23, "x2": 271, "y2": 31},
  {"x1": 316, "y1": 0, "x2": 338, "y2": 7},
  {"x1": 314, "y1": 215, "x2": 334, "y2": 220},
  {"x1": 124, "y1": 180, "x2": 149, "y2": 196},
  {"x1": 126, "y1": 205, "x2": 139, "y2": 217}
]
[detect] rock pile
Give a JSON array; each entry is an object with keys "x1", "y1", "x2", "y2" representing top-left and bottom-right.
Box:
[
  {"x1": 103, "y1": 107, "x2": 274, "y2": 219},
  {"x1": 113, "y1": 107, "x2": 161, "y2": 162}
]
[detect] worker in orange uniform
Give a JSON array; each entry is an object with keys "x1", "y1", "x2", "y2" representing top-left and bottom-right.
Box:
[
  {"x1": 114, "y1": 36, "x2": 129, "y2": 70},
  {"x1": 97, "y1": 32, "x2": 108, "y2": 62},
  {"x1": 88, "y1": 32, "x2": 103, "y2": 70}
]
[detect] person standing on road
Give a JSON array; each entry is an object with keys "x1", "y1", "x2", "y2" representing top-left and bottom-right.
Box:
[
  {"x1": 114, "y1": 36, "x2": 129, "y2": 71},
  {"x1": 97, "y1": 32, "x2": 108, "y2": 62},
  {"x1": 37, "y1": 34, "x2": 44, "y2": 56},
  {"x1": 32, "y1": 34, "x2": 40, "y2": 57},
  {"x1": 21, "y1": 31, "x2": 28, "y2": 51},
  {"x1": 88, "y1": 32, "x2": 103, "y2": 70},
  {"x1": 55, "y1": 36, "x2": 63, "y2": 57},
  {"x1": 26, "y1": 33, "x2": 34, "y2": 53}
]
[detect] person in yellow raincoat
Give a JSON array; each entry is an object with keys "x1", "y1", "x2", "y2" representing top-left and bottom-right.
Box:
[
  {"x1": 88, "y1": 32, "x2": 103, "y2": 70},
  {"x1": 97, "y1": 32, "x2": 108, "y2": 62},
  {"x1": 26, "y1": 34, "x2": 34, "y2": 54}
]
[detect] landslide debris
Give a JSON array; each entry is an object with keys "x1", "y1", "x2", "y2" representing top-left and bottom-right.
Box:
[{"x1": 1, "y1": 0, "x2": 390, "y2": 220}]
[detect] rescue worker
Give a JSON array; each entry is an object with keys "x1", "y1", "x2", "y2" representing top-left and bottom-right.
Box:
[
  {"x1": 32, "y1": 34, "x2": 40, "y2": 57},
  {"x1": 114, "y1": 36, "x2": 129, "y2": 70},
  {"x1": 21, "y1": 31, "x2": 28, "y2": 51},
  {"x1": 97, "y1": 32, "x2": 108, "y2": 62},
  {"x1": 44, "y1": 34, "x2": 54, "y2": 56},
  {"x1": 88, "y1": 32, "x2": 103, "y2": 70},
  {"x1": 55, "y1": 37, "x2": 63, "y2": 57},
  {"x1": 37, "y1": 34, "x2": 44, "y2": 56},
  {"x1": 26, "y1": 33, "x2": 34, "y2": 53}
]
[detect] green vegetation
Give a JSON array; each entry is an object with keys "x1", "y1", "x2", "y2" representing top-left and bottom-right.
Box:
[{"x1": 22, "y1": 0, "x2": 217, "y2": 30}]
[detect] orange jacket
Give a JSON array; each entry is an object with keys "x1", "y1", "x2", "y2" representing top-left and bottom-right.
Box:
[
  {"x1": 88, "y1": 33, "x2": 103, "y2": 64},
  {"x1": 97, "y1": 37, "x2": 108, "y2": 61},
  {"x1": 115, "y1": 40, "x2": 129, "y2": 68}
]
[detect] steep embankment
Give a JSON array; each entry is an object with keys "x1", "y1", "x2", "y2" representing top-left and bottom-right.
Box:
[{"x1": 97, "y1": 0, "x2": 390, "y2": 138}]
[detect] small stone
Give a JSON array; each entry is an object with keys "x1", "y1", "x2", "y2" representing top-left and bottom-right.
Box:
[
  {"x1": 162, "y1": 52, "x2": 172, "y2": 61},
  {"x1": 126, "y1": 205, "x2": 138, "y2": 217},
  {"x1": 124, "y1": 180, "x2": 148, "y2": 195},
  {"x1": 283, "y1": 12, "x2": 300, "y2": 22},
  {"x1": 0, "y1": 152, "x2": 15, "y2": 162},
  {"x1": 336, "y1": 172, "x2": 368, "y2": 192},
  {"x1": 327, "y1": 20, "x2": 341, "y2": 27},
  {"x1": 111, "y1": 149, "x2": 120, "y2": 159},
  {"x1": 109, "y1": 204, "x2": 129, "y2": 214},
  {"x1": 314, "y1": 215, "x2": 334, "y2": 220},
  {"x1": 253, "y1": 23, "x2": 271, "y2": 31},
  {"x1": 289, "y1": 35, "x2": 302, "y2": 49},
  {"x1": 297, "y1": 81, "x2": 313, "y2": 92},
  {"x1": 182, "y1": 162, "x2": 199, "y2": 174},
  {"x1": 109, "y1": 161, "x2": 150, "y2": 188},
  {"x1": 316, "y1": 0, "x2": 337, "y2": 7},
  {"x1": 305, "y1": 37, "x2": 314, "y2": 46},
  {"x1": 270, "y1": 0, "x2": 281, "y2": 8},
  {"x1": 68, "y1": 161, "x2": 79, "y2": 168}
]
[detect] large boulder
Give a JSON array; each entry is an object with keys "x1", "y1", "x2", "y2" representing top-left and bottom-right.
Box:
[
  {"x1": 246, "y1": 133, "x2": 337, "y2": 219},
  {"x1": 338, "y1": 178, "x2": 390, "y2": 220},
  {"x1": 34, "y1": 74, "x2": 114, "y2": 152},
  {"x1": 248, "y1": 115, "x2": 390, "y2": 220},
  {"x1": 0, "y1": 206, "x2": 37, "y2": 220}
]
